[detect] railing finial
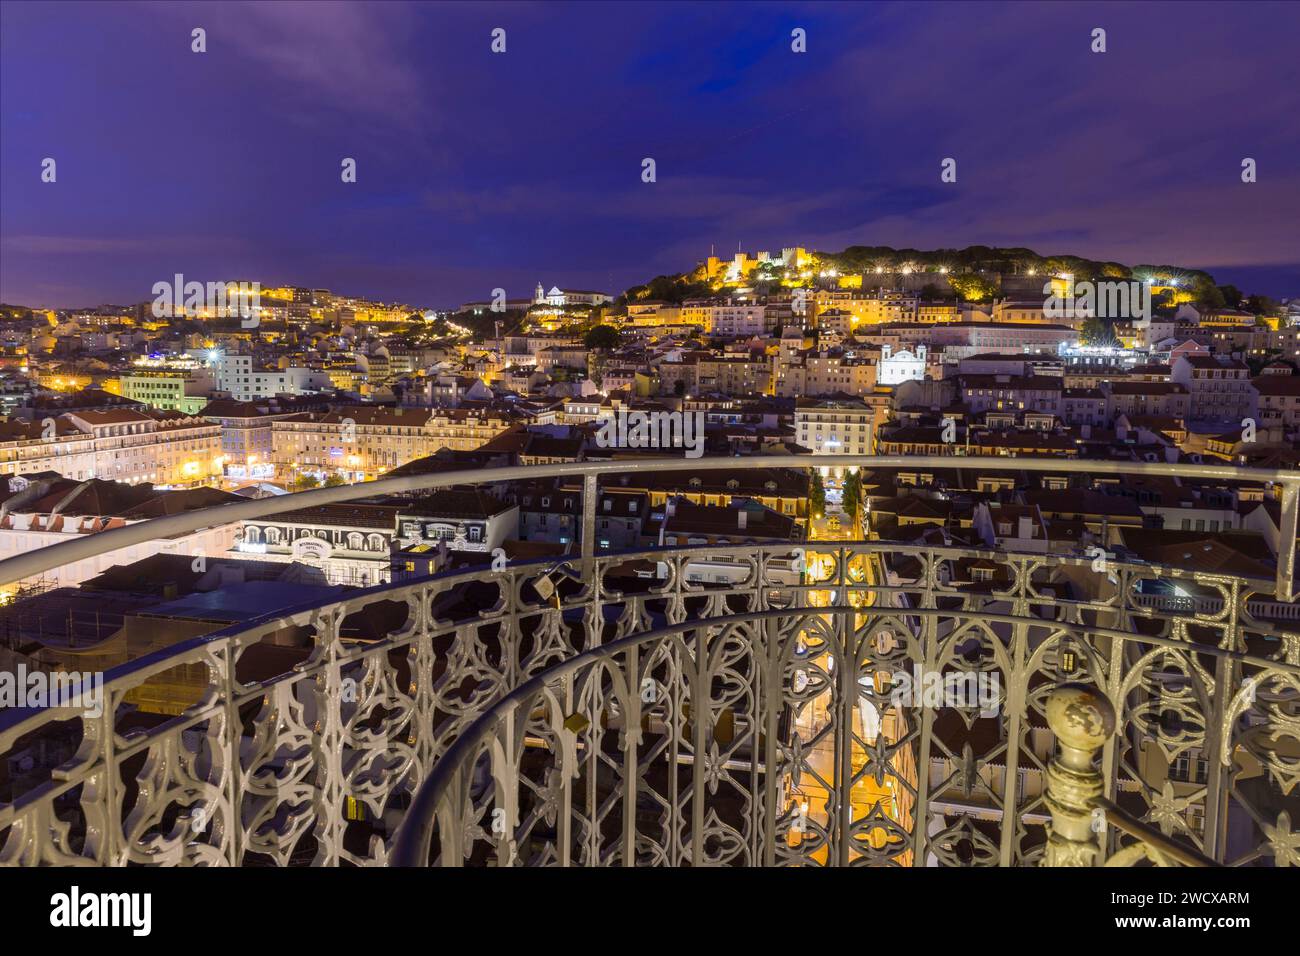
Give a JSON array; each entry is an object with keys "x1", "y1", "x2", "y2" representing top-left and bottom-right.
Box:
[{"x1": 1042, "y1": 683, "x2": 1115, "y2": 866}]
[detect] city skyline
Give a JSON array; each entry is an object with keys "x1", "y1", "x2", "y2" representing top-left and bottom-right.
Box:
[{"x1": 3, "y1": 0, "x2": 1299, "y2": 309}]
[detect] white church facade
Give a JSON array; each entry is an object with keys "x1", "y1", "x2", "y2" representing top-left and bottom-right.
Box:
[
  {"x1": 877, "y1": 344, "x2": 928, "y2": 386},
  {"x1": 534, "y1": 283, "x2": 613, "y2": 308}
]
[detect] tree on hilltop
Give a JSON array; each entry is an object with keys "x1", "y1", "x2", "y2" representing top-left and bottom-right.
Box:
[{"x1": 583, "y1": 324, "x2": 620, "y2": 350}]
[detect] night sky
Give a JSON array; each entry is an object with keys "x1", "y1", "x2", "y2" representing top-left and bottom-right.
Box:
[{"x1": 2, "y1": 1, "x2": 1298, "y2": 310}]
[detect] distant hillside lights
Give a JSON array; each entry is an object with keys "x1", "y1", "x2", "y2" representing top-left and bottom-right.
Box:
[
  {"x1": 1043, "y1": 276, "x2": 1150, "y2": 326},
  {"x1": 596, "y1": 410, "x2": 705, "y2": 458},
  {"x1": 151, "y1": 275, "x2": 261, "y2": 327}
]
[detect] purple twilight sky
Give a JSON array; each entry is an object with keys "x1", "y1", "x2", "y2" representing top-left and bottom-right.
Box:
[{"x1": 2, "y1": 0, "x2": 1298, "y2": 310}]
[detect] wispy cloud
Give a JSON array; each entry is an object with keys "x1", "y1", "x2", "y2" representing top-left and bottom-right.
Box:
[
  {"x1": 1, "y1": 234, "x2": 247, "y2": 255},
  {"x1": 153, "y1": 1, "x2": 430, "y2": 133}
]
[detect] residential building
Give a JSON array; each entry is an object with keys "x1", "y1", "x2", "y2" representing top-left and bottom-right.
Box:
[
  {"x1": 1170, "y1": 355, "x2": 1257, "y2": 423},
  {"x1": 236, "y1": 502, "x2": 398, "y2": 587},
  {"x1": 795, "y1": 397, "x2": 874, "y2": 456},
  {"x1": 215, "y1": 353, "x2": 333, "y2": 401},
  {"x1": 0, "y1": 477, "x2": 238, "y2": 596},
  {"x1": 117, "y1": 361, "x2": 214, "y2": 414}
]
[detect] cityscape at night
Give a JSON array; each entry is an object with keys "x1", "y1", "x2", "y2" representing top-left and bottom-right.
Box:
[{"x1": 0, "y1": 0, "x2": 1296, "y2": 930}]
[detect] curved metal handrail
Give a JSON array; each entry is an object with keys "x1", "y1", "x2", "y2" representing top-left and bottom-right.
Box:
[
  {"x1": 390, "y1": 600, "x2": 1300, "y2": 867},
  {"x1": 3, "y1": 532, "x2": 1292, "y2": 744},
  {"x1": 1, "y1": 454, "x2": 1295, "y2": 597},
  {"x1": 4, "y1": 454, "x2": 1298, "y2": 868},
  {"x1": 4, "y1": 535, "x2": 1296, "y2": 866},
  {"x1": 1092, "y1": 796, "x2": 1217, "y2": 867}
]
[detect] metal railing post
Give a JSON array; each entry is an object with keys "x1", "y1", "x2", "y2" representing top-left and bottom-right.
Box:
[
  {"x1": 1042, "y1": 683, "x2": 1114, "y2": 866},
  {"x1": 581, "y1": 472, "x2": 597, "y2": 581},
  {"x1": 1277, "y1": 479, "x2": 1298, "y2": 603}
]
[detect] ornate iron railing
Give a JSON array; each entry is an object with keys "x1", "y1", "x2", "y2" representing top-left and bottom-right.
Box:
[{"x1": 0, "y1": 457, "x2": 1297, "y2": 867}]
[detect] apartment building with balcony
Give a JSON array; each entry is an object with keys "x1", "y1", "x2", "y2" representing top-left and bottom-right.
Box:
[
  {"x1": 695, "y1": 355, "x2": 773, "y2": 396},
  {"x1": 775, "y1": 348, "x2": 876, "y2": 397},
  {"x1": 426, "y1": 407, "x2": 515, "y2": 451},
  {"x1": 1251, "y1": 373, "x2": 1300, "y2": 431},
  {"x1": 1171, "y1": 354, "x2": 1258, "y2": 424},
  {"x1": 874, "y1": 423, "x2": 957, "y2": 457},
  {"x1": 514, "y1": 481, "x2": 582, "y2": 549},
  {"x1": 200, "y1": 398, "x2": 325, "y2": 482},
  {"x1": 1060, "y1": 387, "x2": 1108, "y2": 428},
  {"x1": 272, "y1": 407, "x2": 429, "y2": 480},
  {"x1": 811, "y1": 290, "x2": 918, "y2": 328},
  {"x1": 959, "y1": 374, "x2": 1064, "y2": 417},
  {"x1": 117, "y1": 363, "x2": 214, "y2": 414},
  {"x1": 0, "y1": 416, "x2": 98, "y2": 480},
  {"x1": 536, "y1": 345, "x2": 591, "y2": 375},
  {"x1": 499, "y1": 334, "x2": 583, "y2": 368},
  {"x1": 795, "y1": 396, "x2": 874, "y2": 456},
  {"x1": 676, "y1": 299, "x2": 772, "y2": 338},
  {"x1": 0, "y1": 408, "x2": 222, "y2": 486},
  {"x1": 68, "y1": 409, "x2": 224, "y2": 487},
  {"x1": 215, "y1": 352, "x2": 334, "y2": 401},
  {"x1": 626, "y1": 301, "x2": 683, "y2": 327},
  {"x1": 1102, "y1": 380, "x2": 1190, "y2": 420},
  {"x1": 271, "y1": 406, "x2": 517, "y2": 480},
  {"x1": 236, "y1": 502, "x2": 398, "y2": 587}
]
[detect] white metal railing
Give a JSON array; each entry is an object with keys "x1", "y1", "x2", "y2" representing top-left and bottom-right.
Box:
[
  {"x1": 1, "y1": 455, "x2": 1295, "y2": 599},
  {"x1": 1132, "y1": 592, "x2": 1300, "y2": 621},
  {"x1": 0, "y1": 456, "x2": 1297, "y2": 867}
]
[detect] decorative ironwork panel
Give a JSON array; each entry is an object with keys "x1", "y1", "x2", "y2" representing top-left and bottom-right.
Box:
[{"x1": 4, "y1": 542, "x2": 1298, "y2": 868}]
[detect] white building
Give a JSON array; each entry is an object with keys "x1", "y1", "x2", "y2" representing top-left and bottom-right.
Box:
[
  {"x1": 215, "y1": 353, "x2": 333, "y2": 401},
  {"x1": 680, "y1": 301, "x2": 770, "y2": 337},
  {"x1": 236, "y1": 502, "x2": 399, "y2": 587},
  {"x1": 794, "y1": 397, "x2": 874, "y2": 457},
  {"x1": 272, "y1": 406, "x2": 514, "y2": 480},
  {"x1": 396, "y1": 491, "x2": 518, "y2": 555},
  {"x1": 877, "y1": 344, "x2": 928, "y2": 386},
  {"x1": 533, "y1": 284, "x2": 613, "y2": 308},
  {"x1": 0, "y1": 476, "x2": 237, "y2": 597},
  {"x1": 0, "y1": 409, "x2": 223, "y2": 486},
  {"x1": 710, "y1": 304, "x2": 769, "y2": 338}
]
